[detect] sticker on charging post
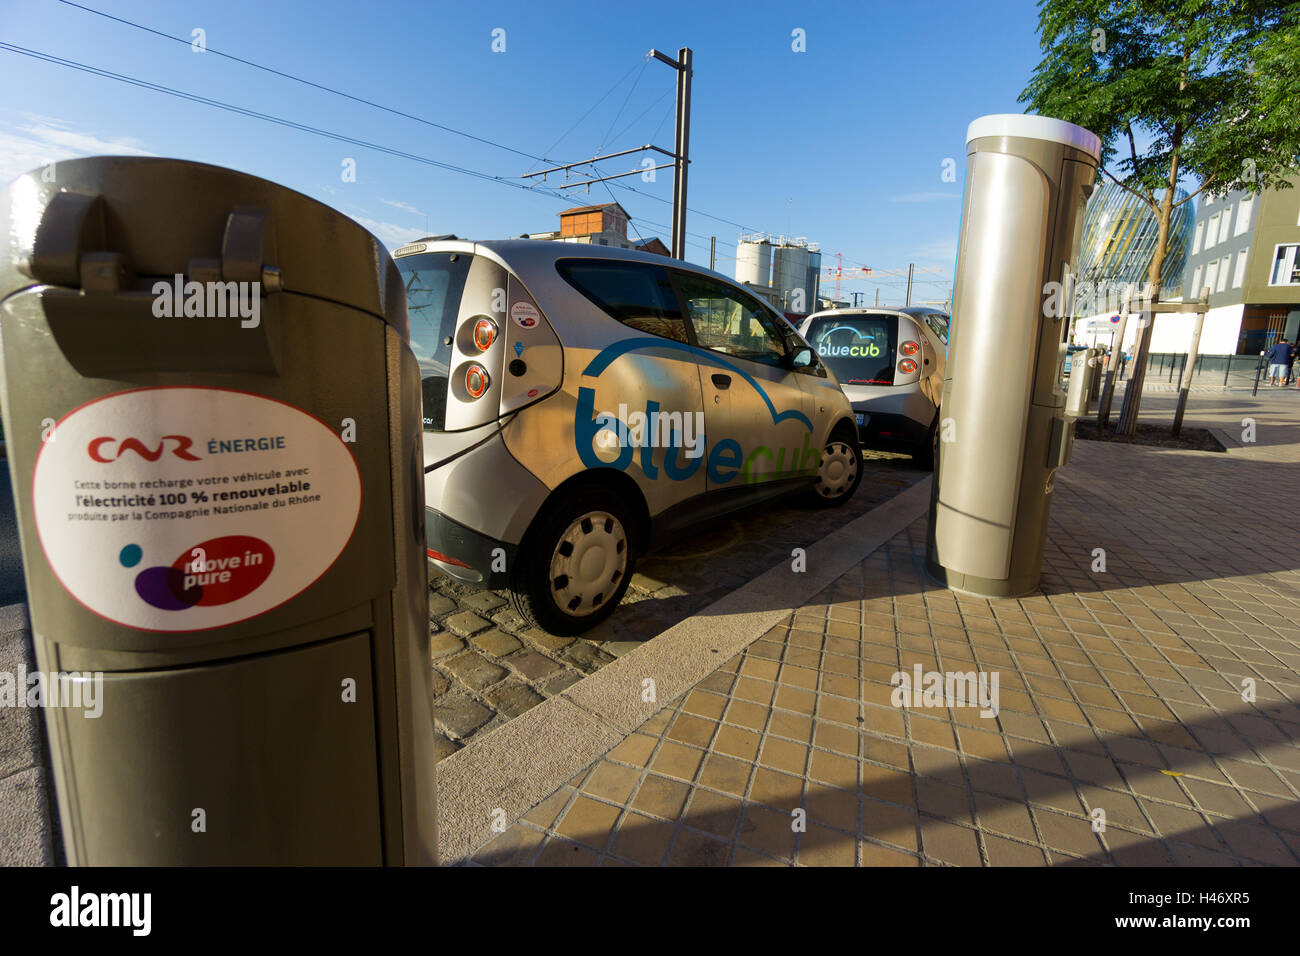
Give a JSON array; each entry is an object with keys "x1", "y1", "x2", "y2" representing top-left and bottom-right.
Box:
[{"x1": 31, "y1": 387, "x2": 362, "y2": 632}]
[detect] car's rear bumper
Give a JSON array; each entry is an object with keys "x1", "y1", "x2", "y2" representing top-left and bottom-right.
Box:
[
  {"x1": 426, "y1": 508, "x2": 515, "y2": 589},
  {"x1": 853, "y1": 410, "x2": 930, "y2": 447}
]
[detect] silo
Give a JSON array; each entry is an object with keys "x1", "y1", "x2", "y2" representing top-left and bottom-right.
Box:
[
  {"x1": 772, "y1": 241, "x2": 810, "y2": 312},
  {"x1": 735, "y1": 237, "x2": 771, "y2": 287},
  {"x1": 805, "y1": 248, "x2": 821, "y2": 314}
]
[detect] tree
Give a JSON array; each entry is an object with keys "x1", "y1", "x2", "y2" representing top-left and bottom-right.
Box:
[{"x1": 1020, "y1": 0, "x2": 1300, "y2": 433}]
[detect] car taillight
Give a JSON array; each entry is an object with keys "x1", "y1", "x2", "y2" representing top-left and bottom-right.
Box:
[
  {"x1": 898, "y1": 358, "x2": 918, "y2": 374},
  {"x1": 473, "y1": 317, "x2": 498, "y2": 351},
  {"x1": 899, "y1": 340, "x2": 920, "y2": 356},
  {"x1": 465, "y1": 363, "x2": 490, "y2": 398}
]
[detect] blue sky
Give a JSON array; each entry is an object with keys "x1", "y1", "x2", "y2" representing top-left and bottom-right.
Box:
[{"x1": 0, "y1": 0, "x2": 1052, "y2": 306}]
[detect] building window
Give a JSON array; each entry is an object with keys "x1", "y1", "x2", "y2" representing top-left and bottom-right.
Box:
[
  {"x1": 1190, "y1": 265, "x2": 1202, "y2": 297},
  {"x1": 1218, "y1": 210, "x2": 1233, "y2": 244},
  {"x1": 1193, "y1": 221, "x2": 1204, "y2": 254},
  {"x1": 1233, "y1": 249, "x2": 1249, "y2": 288},
  {"x1": 1205, "y1": 258, "x2": 1220, "y2": 292},
  {"x1": 1206, "y1": 213, "x2": 1220, "y2": 248},
  {"x1": 1234, "y1": 196, "x2": 1254, "y2": 236},
  {"x1": 1270, "y1": 244, "x2": 1300, "y2": 286},
  {"x1": 1217, "y1": 256, "x2": 1231, "y2": 292}
]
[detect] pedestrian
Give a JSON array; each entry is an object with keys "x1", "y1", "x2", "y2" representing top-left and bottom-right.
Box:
[{"x1": 1266, "y1": 338, "x2": 1293, "y2": 386}]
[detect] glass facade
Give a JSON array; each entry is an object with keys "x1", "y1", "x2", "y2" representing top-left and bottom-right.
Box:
[{"x1": 1075, "y1": 181, "x2": 1193, "y2": 313}]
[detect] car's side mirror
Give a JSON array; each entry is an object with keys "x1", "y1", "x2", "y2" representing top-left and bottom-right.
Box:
[{"x1": 790, "y1": 346, "x2": 813, "y2": 368}]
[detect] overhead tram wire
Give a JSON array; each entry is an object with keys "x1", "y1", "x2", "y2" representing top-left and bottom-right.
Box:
[
  {"x1": 55, "y1": 0, "x2": 567, "y2": 168},
  {"x1": 42, "y1": 5, "x2": 830, "y2": 262},
  {"x1": 55, "y1": 2, "x2": 759, "y2": 243},
  {"x1": 61, "y1": 0, "x2": 764, "y2": 243},
  {"x1": 0, "y1": 42, "x2": 583, "y2": 204},
  {"x1": 594, "y1": 57, "x2": 649, "y2": 157},
  {"x1": 522, "y1": 57, "x2": 649, "y2": 176},
  {"x1": 0, "y1": 40, "x2": 726, "y2": 261}
]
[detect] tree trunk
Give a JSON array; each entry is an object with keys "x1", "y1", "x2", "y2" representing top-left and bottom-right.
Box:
[{"x1": 1115, "y1": 170, "x2": 1176, "y2": 436}]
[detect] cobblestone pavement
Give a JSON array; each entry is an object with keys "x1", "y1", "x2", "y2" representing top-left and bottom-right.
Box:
[
  {"x1": 427, "y1": 450, "x2": 928, "y2": 756},
  {"x1": 469, "y1": 397, "x2": 1300, "y2": 866}
]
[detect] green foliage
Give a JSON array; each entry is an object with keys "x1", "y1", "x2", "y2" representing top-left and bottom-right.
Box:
[{"x1": 1020, "y1": 0, "x2": 1300, "y2": 206}]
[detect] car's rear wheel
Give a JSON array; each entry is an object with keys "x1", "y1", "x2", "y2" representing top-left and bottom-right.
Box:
[
  {"x1": 808, "y1": 425, "x2": 862, "y2": 507},
  {"x1": 510, "y1": 486, "x2": 637, "y2": 635}
]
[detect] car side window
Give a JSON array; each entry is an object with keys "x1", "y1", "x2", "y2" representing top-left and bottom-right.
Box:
[
  {"x1": 675, "y1": 273, "x2": 787, "y2": 367},
  {"x1": 923, "y1": 312, "x2": 950, "y2": 346},
  {"x1": 557, "y1": 259, "x2": 689, "y2": 343}
]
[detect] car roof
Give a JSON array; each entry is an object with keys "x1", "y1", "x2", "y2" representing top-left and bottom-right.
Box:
[
  {"x1": 400, "y1": 238, "x2": 794, "y2": 340},
  {"x1": 802, "y1": 307, "x2": 911, "y2": 322},
  {"x1": 413, "y1": 238, "x2": 741, "y2": 286}
]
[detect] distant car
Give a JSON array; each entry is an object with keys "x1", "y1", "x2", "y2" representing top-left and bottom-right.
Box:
[
  {"x1": 797, "y1": 306, "x2": 948, "y2": 469},
  {"x1": 397, "y1": 240, "x2": 862, "y2": 634}
]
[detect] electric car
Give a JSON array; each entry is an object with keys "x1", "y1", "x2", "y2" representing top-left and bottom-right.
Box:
[
  {"x1": 397, "y1": 239, "x2": 862, "y2": 635},
  {"x1": 798, "y1": 306, "x2": 948, "y2": 469}
]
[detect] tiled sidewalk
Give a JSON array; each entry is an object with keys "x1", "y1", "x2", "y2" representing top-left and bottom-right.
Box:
[
  {"x1": 470, "y1": 431, "x2": 1300, "y2": 866},
  {"x1": 424, "y1": 455, "x2": 923, "y2": 754}
]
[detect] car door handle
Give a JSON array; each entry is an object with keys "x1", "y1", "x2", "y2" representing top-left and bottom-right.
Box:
[{"x1": 711, "y1": 373, "x2": 731, "y2": 389}]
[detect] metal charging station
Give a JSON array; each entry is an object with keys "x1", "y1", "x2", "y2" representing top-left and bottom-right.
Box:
[
  {"x1": 927, "y1": 114, "x2": 1100, "y2": 598},
  {"x1": 1066, "y1": 347, "x2": 1104, "y2": 419},
  {"x1": 0, "y1": 157, "x2": 436, "y2": 865}
]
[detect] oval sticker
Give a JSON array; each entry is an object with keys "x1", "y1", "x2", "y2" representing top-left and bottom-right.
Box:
[
  {"x1": 32, "y1": 387, "x2": 362, "y2": 632},
  {"x1": 510, "y1": 301, "x2": 540, "y2": 329}
]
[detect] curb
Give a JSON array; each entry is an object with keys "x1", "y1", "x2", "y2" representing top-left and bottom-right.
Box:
[{"x1": 435, "y1": 476, "x2": 934, "y2": 865}]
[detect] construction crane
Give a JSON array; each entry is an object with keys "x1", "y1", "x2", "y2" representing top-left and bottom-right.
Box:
[
  {"x1": 821, "y1": 253, "x2": 871, "y2": 305},
  {"x1": 821, "y1": 253, "x2": 943, "y2": 307}
]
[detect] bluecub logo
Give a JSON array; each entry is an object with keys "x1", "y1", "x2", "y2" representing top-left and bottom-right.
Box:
[
  {"x1": 814, "y1": 324, "x2": 884, "y2": 358},
  {"x1": 575, "y1": 338, "x2": 819, "y2": 484}
]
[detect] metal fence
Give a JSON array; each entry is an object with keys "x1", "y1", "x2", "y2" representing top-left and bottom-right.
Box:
[{"x1": 1133, "y1": 352, "x2": 1275, "y2": 389}]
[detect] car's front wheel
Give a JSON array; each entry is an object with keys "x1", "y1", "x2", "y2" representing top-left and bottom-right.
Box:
[
  {"x1": 510, "y1": 486, "x2": 637, "y2": 635},
  {"x1": 808, "y1": 426, "x2": 863, "y2": 507}
]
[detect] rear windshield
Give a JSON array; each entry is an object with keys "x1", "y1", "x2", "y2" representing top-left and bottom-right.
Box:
[
  {"x1": 804, "y1": 314, "x2": 897, "y2": 386},
  {"x1": 396, "y1": 252, "x2": 472, "y2": 429}
]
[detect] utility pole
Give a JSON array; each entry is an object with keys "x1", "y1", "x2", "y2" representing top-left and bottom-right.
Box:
[
  {"x1": 710, "y1": 236, "x2": 716, "y2": 271},
  {"x1": 905, "y1": 263, "x2": 914, "y2": 307},
  {"x1": 874, "y1": 288, "x2": 879, "y2": 307},
  {"x1": 651, "y1": 47, "x2": 693, "y2": 260}
]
